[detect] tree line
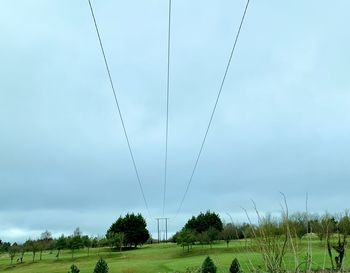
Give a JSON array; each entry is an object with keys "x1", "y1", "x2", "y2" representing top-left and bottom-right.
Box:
[
  {"x1": 172, "y1": 210, "x2": 350, "y2": 252},
  {"x1": 2, "y1": 210, "x2": 350, "y2": 270},
  {"x1": 0, "y1": 213, "x2": 150, "y2": 265},
  {"x1": 172, "y1": 209, "x2": 350, "y2": 272}
]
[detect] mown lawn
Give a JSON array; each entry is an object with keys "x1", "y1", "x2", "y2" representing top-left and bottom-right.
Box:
[{"x1": 0, "y1": 240, "x2": 348, "y2": 273}]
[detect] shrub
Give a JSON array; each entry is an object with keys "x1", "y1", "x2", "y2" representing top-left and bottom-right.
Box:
[
  {"x1": 230, "y1": 258, "x2": 242, "y2": 273},
  {"x1": 201, "y1": 256, "x2": 216, "y2": 273},
  {"x1": 184, "y1": 267, "x2": 201, "y2": 273},
  {"x1": 93, "y1": 258, "x2": 109, "y2": 273},
  {"x1": 68, "y1": 264, "x2": 80, "y2": 273}
]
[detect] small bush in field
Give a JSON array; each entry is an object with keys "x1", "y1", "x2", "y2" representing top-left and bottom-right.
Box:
[
  {"x1": 68, "y1": 264, "x2": 80, "y2": 273},
  {"x1": 93, "y1": 258, "x2": 109, "y2": 273},
  {"x1": 201, "y1": 256, "x2": 216, "y2": 273},
  {"x1": 230, "y1": 258, "x2": 242, "y2": 273},
  {"x1": 184, "y1": 267, "x2": 201, "y2": 273}
]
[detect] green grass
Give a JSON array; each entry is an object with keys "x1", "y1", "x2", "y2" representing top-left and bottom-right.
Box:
[{"x1": 0, "y1": 240, "x2": 348, "y2": 273}]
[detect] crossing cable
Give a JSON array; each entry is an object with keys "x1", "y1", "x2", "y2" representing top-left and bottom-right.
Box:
[
  {"x1": 162, "y1": 0, "x2": 172, "y2": 217},
  {"x1": 88, "y1": 0, "x2": 151, "y2": 218},
  {"x1": 175, "y1": 0, "x2": 250, "y2": 217}
]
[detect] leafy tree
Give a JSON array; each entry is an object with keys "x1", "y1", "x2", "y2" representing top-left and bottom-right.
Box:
[
  {"x1": 321, "y1": 214, "x2": 337, "y2": 241},
  {"x1": 8, "y1": 243, "x2": 19, "y2": 265},
  {"x1": 24, "y1": 239, "x2": 39, "y2": 262},
  {"x1": 176, "y1": 229, "x2": 196, "y2": 252},
  {"x1": 185, "y1": 211, "x2": 223, "y2": 234},
  {"x1": 182, "y1": 211, "x2": 223, "y2": 247},
  {"x1": 170, "y1": 232, "x2": 180, "y2": 243},
  {"x1": 237, "y1": 223, "x2": 253, "y2": 239},
  {"x1": 338, "y1": 211, "x2": 350, "y2": 235},
  {"x1": 68, "y1": 229, "x2": 83, "y2": 259},
  {"x1": 230, "y1": 258, "x2": 242, "y2": 273},
  {"x1": 197, "y1": 231, "x2": 209, "y2": 246},
  {"x1": 221, "y1": 224, "x2": 237, "y2": 247},
  {"x1": 82, "y1": 235, "x2": 92, "y2": 256},
  {"x1": 1, "y1": 241, "x2": 10, "y2": 253},
  {"x1": 91, "y1": 237, "x2": 99, "y2": 248},
  {"x1": 93, "y1": 258, "x2": 109, "y2": 273},
  {"x1": 18, "y1": 244, "x2": 25, "y2": 263},
  {"x1": 68, "y1": 264, "x2": 80, "y2": 273},
  {"x1": 96, "y1": 237, "x2": 108, "y2": 256},
  {"x1": 324, "y1": 213, "x2": 347, "y2": 271},
  {"x1": 107, "y1": 213, "x2": 149, "y2": 247},
  {"x1": 201, "y1": 256, "x2": 216, "y2": 273},
  {"x1": 37, "y1": 230, "x2": 53, "y2": 260},
  {"x1": 55, "y1": 234, "x2": 67, "y2": 259},
  {"x1": 288, "y1": 215, "x2": 305, "y2": 238},
  {"x1": 106, "y1": 231, "x2": 124, "y2": 251},
  {"x1": 309, "y1": 217, "x2": 322, "y2": 239},
  {"x1": 207, "y1": 227, "x2": 219, "y2": 248},
  {"x1": 74, "y1": 227, "x2": 82, "y2": 237}
]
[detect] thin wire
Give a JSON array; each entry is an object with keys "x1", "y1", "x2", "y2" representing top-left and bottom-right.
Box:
[
  {"x1": 88, "y1": 0, "x2": 151, "y2": 218},
  {"x1": 162, "y1": 0, "x2": 172, "y2": 217},
  {"x1": 175, "y1": 0, "x2": 250, "y2": 217}
]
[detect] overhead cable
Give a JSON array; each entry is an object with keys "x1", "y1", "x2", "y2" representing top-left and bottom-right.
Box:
[
  {"x1": 162, "y1": 0, "x2": 172, "y2": 217},
  {"x1": 88, "y1": 0, "x2": 151, "y2": 218},
  {"x1": 175, "y1": 0, "x2": 251, "y2": 217}
]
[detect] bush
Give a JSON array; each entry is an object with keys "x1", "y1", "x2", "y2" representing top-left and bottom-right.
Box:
[
  {"x1": 201, "y1": 256, "x2": 216, "y2": 273},
  {"x1": 184, "y1": 267, "x2": 201, "y2": 273},
  {"x1": 230, "y1": 258, "x2": 242, "y2": 273},
  {"x1": 93, "y1": 258, "x2": 109, "y2": 273},
  {"x1": 68, "y1": 264, "x2": 80, "y2": 273}
]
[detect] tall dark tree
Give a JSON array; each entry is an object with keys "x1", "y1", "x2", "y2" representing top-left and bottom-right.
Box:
[
  {"x1": 185, "y1": 211, "x2": 223, "y2": 234},
  {"x1": 107, "y1": 213, "x2": 149, "y2": 248}
]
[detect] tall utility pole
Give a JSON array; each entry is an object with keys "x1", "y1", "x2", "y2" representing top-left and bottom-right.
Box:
[
  {"x1": 155, "y1": 218, "x2": 169, "y2": 243},
  {"x1": 157, "y1": 218, "x2": 160, "y2": 243},
  {"x1": 165, "y1": 217, "x2": 168, "y2": 242}
]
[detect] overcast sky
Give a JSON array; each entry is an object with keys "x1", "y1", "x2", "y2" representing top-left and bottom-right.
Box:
[{"x1": 1, "y1": 0, "x2": 350, "y2": 243}]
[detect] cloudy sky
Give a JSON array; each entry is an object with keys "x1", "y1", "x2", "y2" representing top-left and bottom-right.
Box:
[{"x1": 1, "y1": 0, "x2": 350, "y2": 242}]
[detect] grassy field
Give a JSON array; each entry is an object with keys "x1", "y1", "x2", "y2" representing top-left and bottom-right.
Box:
[{"x1": 0, "y1": 240, "x2": 348, "y2": 273}]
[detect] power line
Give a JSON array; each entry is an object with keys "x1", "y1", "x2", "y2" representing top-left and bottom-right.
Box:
[
  {"x1": 175, "y1": 0, "x2": 251, "y2": 217},
  {"x1": 87, "y1": 0, "x2": 151, "y2": 218},
  {"x1": 162, "y1": 0, "x2": 172, "y2": 217}
]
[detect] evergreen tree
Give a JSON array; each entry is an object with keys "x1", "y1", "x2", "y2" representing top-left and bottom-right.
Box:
[
  {"x1": 176, "y1": 229, "x2": 196, "y2": 252},
  {"x1": 93, "y1": 258, "x2": 109, "y2": 273},
  {"x1": 201, "y1": 256, "x2": 216, "y2": 273},
  {"x1": 107, "y1": 213, "x2": 149, "y2": 247},
  {"x1": 68, "y1": 264, "x2": 80, "y2": 273},
  {"x1": 230, "y1": 258, "x2": 242, "y2": 273},
  {"x1": 185, "y1": 211, "x2": 223, "y2": 234},
  {"x1": 55, "y1": 235, "x2": 67, "y2": 260}
]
